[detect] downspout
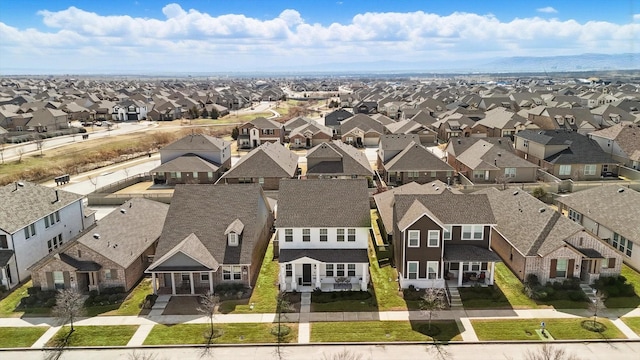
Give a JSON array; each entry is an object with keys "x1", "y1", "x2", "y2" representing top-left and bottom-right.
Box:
[{"x1": 9, "y1": 233, "x2": 20, "y2": 283}]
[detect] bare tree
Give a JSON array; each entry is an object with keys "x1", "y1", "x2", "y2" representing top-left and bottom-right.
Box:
[
  {"x1": 524, "y1": 344, "x2": 580, "y2": 360},
  {"x1": 273, "y1": 291, "x2": 292, "y2": 360},
  {"x1": 88, "y1": 175, "x2": 98, "y2": 191},
  {"x1": 16, "y1": 147, "x2": 24, "y2": 163},
  {"x1": 197, "y1": 291, "x2": 221, "y2": 344},
  {"x1": 128, "y1": 350, "x2": 165, "y2": 360},
  {"x1": 52, "y1": 288, "x2": 85, "y2": 333},
  {"x1": 0, "y1": 139, "x2": 5, "y2": 164},
  {"x1": 589, "y1": 290, "x2": 606, "y2": 329},
  {"x1": 495, "y1": 173, "x2": 513, "y2": 190},
  {"x1": 320, "y1": 349, "x2": 364, "y2": 360},
  {"x1": 123, "y1": 166, "x2": 131, "y2": 179},
  {"x1": 34, "y1": 135, "x2": 45, "y2": 156},
  {"x1": 419, "y1": 288, "x2": 447, "y2": 331}
]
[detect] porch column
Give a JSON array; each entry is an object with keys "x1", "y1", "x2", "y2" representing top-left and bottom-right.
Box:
[
  {"x1": 458, "y1": 262, "x2": 463, "y2": 287},
  {"x1": 291, "y1": 264, "x2": 297, "y2": 291},
  {"x1": 489, "y1": 262, "x2": 495, "y2": 285},
  {"x1": 151, "y1": 273, "x2": 157, "y2": 294},
  {"x1": 361, "y1": 263, "x2": 368, "y2": 291},
  {"x1": 314, "y1": 263, "x2": 321, "y2": 289},
  {"x1": 209, "y1": 271, "x2": 214, "y2": 294},
  {"x1": 189, "y1": 272, "x2": 195, "y2": 294},
  {"x1": 170, "y1": 272, "x2": 176, "y2": 295},
  {"x1": 1, "y1": 268, "x2": 7, "y2": 288},
  {"x1": 279, "y1": 264, "x2": 286, "y2": 291}
]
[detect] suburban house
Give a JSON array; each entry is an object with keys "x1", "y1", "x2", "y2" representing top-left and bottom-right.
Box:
[
  {"x1": 151, "y1": 134, "x2": 231, "y2": 185},
  {"x1": 324, "y1": 109, "x2": 354, "y2": 136},
  {"x1": 589, "y1": 123, "x2": 640, "y2": 169},
  {"x1": 288, "y1": 119, "x2": 333, "y2": 149},
  {"x1": 29, "y1": 108, "x2": 70, "y2": 131},
  {"x1": 340, "y1": 113, "x2": 385, "y2": 147},
  {"x1": 305, "y1": 140, "x2": 374, "y2": 180},
  {"x1": 526, "y1": 107, "x2": 601, "y2": 135},
  {"x1": 237, "y1": 117, "x2": 284, "y2": 149},
  {"x1": 432, "y1": 114, "x2": 476, "y2": 140},
  {"x1": 449, "y1": 139, "x2": 538, "y2": 183},
  {"x1": 146, "y1": 184, "x2": 274, "y2": 295},
  {"x1": 514, "y1": 130, "x2": 615, "y2": 180},
  {"x1": 471, "y1": 107, "x2": 524, "y2": 138},
  {"x1": 480, "y1": 188, "x2": 621, "y2": 284},
  {"x1": 556, "y1": 185, "x2": 640, "y2": 271},
  {"x1": 29, "y1": 198, "x2": 168, "y2": 293},
  {"x1": 217, "y1": 142, "x2": 299, "y2": 190},
  {"x1": 112, "y1": 100, "x2": 148, "y2": 121},
  {"x1": 384, "y1": 119, "x2": 438, "y2": 145},
  {"x1": 377, "y1": 135, "x2": 454, "y2": 186},
  {"x1": 0, "y1": 182, "x2": 88, "y2": 290},
  {"x1": 277, "y1": 179, "x2": 370, "y2": 292},
  {"x1": 391, "y1": 191, "x2": 500, "y2": 289}
]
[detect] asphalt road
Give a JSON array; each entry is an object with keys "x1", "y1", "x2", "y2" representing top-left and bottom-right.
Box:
[{"x1": 0, "y1": 342, "x2": 638, "y2": 360}]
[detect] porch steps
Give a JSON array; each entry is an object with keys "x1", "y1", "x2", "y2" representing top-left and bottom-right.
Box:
[
  {"x1": 148, "y1": 295, "x2": 171, "y2": 316},
  {"x1": 580, "y1": 283, "x2": 604, "y2": 308},
  {"x1": 448, "y1": 287, "x2": 463, "y2": 308}
]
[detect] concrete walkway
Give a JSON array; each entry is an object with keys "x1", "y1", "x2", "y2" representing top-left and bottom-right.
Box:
[{"x1": 2, "y1": 306, "x2": 639, "y2": 348}]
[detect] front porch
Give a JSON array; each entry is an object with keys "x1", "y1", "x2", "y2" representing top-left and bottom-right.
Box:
[
  {"x1": 443, "y1": 244, "x2": 502, "y2": 288},
  {"x1": 149, "y1": 271, "x2": 217, "y2": 296}
]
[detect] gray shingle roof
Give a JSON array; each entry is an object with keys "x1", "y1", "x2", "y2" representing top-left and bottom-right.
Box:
[
  {"x1": 222, "y1": 142, "x2": 298, "y2": 179},
  {"x1": 277, "y1": 179, "x2": 370, "y2": 228},
  {"x1": 151, "y1": 154, "x2": 221, "y2": 173},
  {"x1": 340, "y1": 113, "x2": 385, "y2": 135},
  {"x1": 456, "y1": 140, "x2": 537, "y2": 171},
  {"x1": 152, "y1": 184, "x2": 271, "y2": 267},
  {"x1": 161, "y1": 134, "x2": 229, "y2": 152},
  {"x1": 0, "y1": 182, "x2": 84, "y2": 234},
  {"x1": 444, "y1": 244, "x2": 501, "y2": 262},
  {"x1": 516, "y1": 130, "x2": 613, "y2": 165},
  {"x1": 279, "y1": 248, "x2": 368, "y2": 263},
  {"x1": 379, "y1": 134, "x2": 421, "y2": 151},
  {"x1": 384, "y1": 142, "x2": 454, "y2": 172},
  {"x1": 306, "y1": 141, "x2": 373, "y2": 177},
  {"x1": 556, "y1": 185, "x2": 640, "y2": 242},
  {"x1": 0, "y1": 250, "x2": 14, "y2": 267},
  {"x1": 249, "y1": 117, "x2": 283, "y2": 129}
]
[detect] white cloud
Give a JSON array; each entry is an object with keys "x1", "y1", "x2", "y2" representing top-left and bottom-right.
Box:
[
  {"x1": 633, "y1": 14, "x2": 640, "y2": 21},
  {"x1": 537, "y1": 6, "x2": 558, "y2": 14},
  {"x1": 1, "y1": 4, "x2": 638, "y2": 73}
]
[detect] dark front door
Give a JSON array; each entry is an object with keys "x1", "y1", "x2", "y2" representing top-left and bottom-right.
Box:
[
  {"x1": 306, "y1": 137, "x2": 311, "y2": 147},
  {"x1": 302, "y1": 264, "x2": 312, "y2": 286}
]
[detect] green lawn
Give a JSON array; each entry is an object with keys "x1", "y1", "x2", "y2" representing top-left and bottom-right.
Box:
[
  {"x1": 221, "y1": 240, "x2": 280, "y2": 313},
  {"x1": 621, "y1": 317, "x2": 640, "y2": 335},
  {"x1": 0, "y1": 327, "x2": 48, "y2": 348},
  {"x1": 311, "y1": 298, "x2": 377, "y2": 312},
  {"x1": 493, "y1": 263, "x2": 539, "y2": 309},
  {"x1": 606, "y1": 265, "x2": 640, "y2": 308},
  {"x1": 99, "y1": 278, "x2": 153, "y2": 316},
  {"x1": 143, "y1": 323, "x2": 298, "y2": 345},
  {"x1": 368, "y1": 225, "x2": 407, "y2": 311},
  {"x1": 458, "y1": 286, "x2": 512, "y2": 309},
  {"x1": 47, "y1": 325, "x2": 138, "y2": 347},
  {"x1": 472, "y1": 318, "x2": 626, "y2": 341},
  {"x1": 0, "y1": 281, "x2": 31, "y2": 317},
  {"x1": 310, "y1": 321, "x2": 461, "y2": 342}
]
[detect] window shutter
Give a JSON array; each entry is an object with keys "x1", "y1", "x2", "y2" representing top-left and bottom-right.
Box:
[
  {"x1": 549, "y1": 259, "x2": 557, "y2": 278},
  {"x1": 111, "y1": 269, "x2": 118, "y2": 280},
  {"x1": 45, "y1": 272, "x2": 54, "y2": 290},
  {"x1": 63, "y1": 271, "x2": 71, "y2": 288},
  {"x1": 608, "y1": 258, "x2": 616, "y2": 268},
  {"x1": 567, "y1": 259, "x2": 575, "y2": 278}
]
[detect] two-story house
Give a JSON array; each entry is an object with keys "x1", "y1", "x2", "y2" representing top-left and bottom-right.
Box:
[
  {"x1": 589, "y1": 123, "x2": 640, "y2": 169},
  {"x1": 277, "y1": 179, "x2": 370, "y2": 292},
  {"x1": 237, "y1": 117, "x2": 284, "y2": 149},
  {"x1": 392, "y1": 191, "x2": 500, "y2": 289},
  {"x1": 305, "y1": 140, "x2": 374, "y2": 180},
  {"x1": 151, "y1": 134, "x2": 231, "y2": 185},
  {"x1": 0, "y1": 182, "x2": 88, "y2": 290}
]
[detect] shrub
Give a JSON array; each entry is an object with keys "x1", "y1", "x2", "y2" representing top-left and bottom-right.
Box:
[
  {"x1": 313, "y1": 291, "x2": 372, "y2": 303},
  {"x1": 45, "y1": 298, "x2": 57, "y2": 308},
  {"x1": 605, "y1": 286, "x2": 620, "y2": 297},
  {"x1": 143, "y1": 294, "x2": 158, "y2": 309},
  {"x1": 108, "y1": 294, "x2": 122, "y2": 304},
  {"x1": 27, "y1": 287, "x2": 41, "y2": 295},
  {"x1": 569, "y1": 290, "x2": 587, "y2": 301}
]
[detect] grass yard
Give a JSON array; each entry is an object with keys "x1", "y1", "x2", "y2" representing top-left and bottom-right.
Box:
[
  {"x1": 311, "y1": 293, "x2": 377, "y2": 312},
  {"x1": 472, "y1": 318, "x2": 626, "y2": 341},
  {"x1": 310, "y1": 321, "x2": 461, "y2": 342},
  {"x1": 220, "y1": 240, "x2": 279, "y2": 314},
  {"x1": 605, "y1": 265, "x2": 640, "y2": 308},
  {"x1": 143, "y1": 323, "x2": 298, "y2": 345},
  {"x1": 47, "y1": 325, "x2": 138, "y2": 347},
  {"x1": 367, "y1": 226, "x2": 407, "y2": 311},
  {"x1": 0, "y1": 281, "x2": 50, "y2": 317},
  {"x1": 493, "y1": 263, "x2": 539, "y2": 309},
  {"x1": 0, "y1": 327, "x2": 48, "y2": 348},
  {"x1": 458, "y1": 286, "x2": 512, "y2": 309},
  {"x1": 92, "y1": 278, "x2": 153, "y2": 316},
  {"x1": 621, "y1": 317, "x2": 640, "y2": 335}
]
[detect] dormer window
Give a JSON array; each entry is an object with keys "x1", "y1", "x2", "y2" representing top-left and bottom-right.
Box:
[
  {"x1": 228, "y1": 233, "x2": 239, "y2": 246},
  {"x1": 225, "y1": 219, "x2": 244, "y2": 247}
]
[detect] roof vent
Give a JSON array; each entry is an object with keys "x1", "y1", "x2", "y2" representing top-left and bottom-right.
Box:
[
  {"x1": 93, "y1": 234, "x2": 100, "y2": 239},
  {"x1": 617, "y1": 188, "x2": 625, "y2": 193},
  {"x1": 120, "y1": 209, "x2": 126, "y2": 214},
  {"x1": 513, "y1": 190, "x2": 519, "y2": 195},
  {"x1": 435, "y1": 187, "x2": 440, "y2": 191},
  {"x1": 538, "y1": 208, "x2": 546, "y2": 213}
]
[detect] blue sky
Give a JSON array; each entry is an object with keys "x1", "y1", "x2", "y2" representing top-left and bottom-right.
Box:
[{"x1": 0, "y1": 1, "x2": 638, "y2": 74}]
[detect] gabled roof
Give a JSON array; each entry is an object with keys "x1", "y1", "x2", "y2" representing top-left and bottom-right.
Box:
[
  {"x1": 151, "y1": 154, "x2": 221, "y2": 173},
  {"x1": 378, "y1": 134, "x2": 421, "y2": 151},
  {"x1": 152, "y1": 184, "x2": 271, "y2": 268},
  {"x1": 161, "y1": 134, "x2": 229, "y2": 153},
  {"x1": 222, "y1": 142, "x2": 298, "y2": 179},
  {"x1": 340, "y1": 113, "x2": 385, "y2": 135},
  {"x1": 247, "y1": 117, "x2": 282, "y2": 129},
  {"x1": 556, "y1": 185, "x2": 640, "y2": 242},
  {"x1": 456, "y1": 140, "x2": 537, "y2": 171},
  {"x1": 277, "y1": 179, "x2": 370, "y2": 228},
  {"x1": 478, "y1": 188, "x2": 584, "y2": 257},
  {"x1": 0, "y1": 182, "x2": 84, "y2": 234},
  {"x1": 148, "y1": 232, "x2": 220, "y2": 271},
  {"x1": 384, "y1": 142, "x2": 454, "y2": 172},
  {"x1": 225, "y1": 219, "x2": 244, "y2": 235},
  {"x1": 589, "y1": 123, "x2": 640, "y2": 159},
  {"x1": 445, "y1": 137, "x2": 514, "y2": 158},
  {"x1": 516, "y1": 130, "x2": 613, "y2": 165},
  {"x1": 306, "y1": 140, "x2": 373, "y2": 177},
  {"x1": 474, "y1": 107, "x2": 524, "y2": 129}
]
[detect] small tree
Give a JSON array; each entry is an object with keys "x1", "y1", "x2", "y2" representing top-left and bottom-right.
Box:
[
  {"x1": 88, "y1": 175, "x2": 98, "y2": 191},
  {"x1": 524, "y1": 344, "x2": 580, "y2": 360},
  {"x1": 589, "y1": 290, "x2": 606, "y2": 329},
  {"x1": 52, "y1": 289, "x2": 85, "y2": 333},
  {"x1": 197, "y1": 291, "x2": 220, "y2": 344},
  {"x1": 532, "y1": 186, "x2": 547, "y2": 200},
  {"x1": 231, "y1": 126, "x2": 240, "y2": 140},
  {"x1": 16, "y1": 147, "x2": 25, "y2": 163},
  {"x1": 201, "y1": 108, "x2": 209, "y2": 119},
  {"x1": 273, "y1": 291, "x2": 292, "y2": 360},
  {"x1": 210, "y1": 106, "x2": 219, "y2": 119},
  {"x1": 419, "y1": 288, "x2": 446, "y2": 331},
  {"x1": 0, "y1": 139, "x2": 5, "y2": 164},
  {"x1": 495, "y1": 173, "x2": 513, "y2": 190}
]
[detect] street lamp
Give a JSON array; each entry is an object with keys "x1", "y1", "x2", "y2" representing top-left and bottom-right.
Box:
[{"x1": 592, "y1": 289, "x2": 599, "y2": 327}]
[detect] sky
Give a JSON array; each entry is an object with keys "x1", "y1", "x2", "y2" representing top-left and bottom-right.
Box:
[{"x1": 0, "y1": 0, "x2": 638, "y2": 74}]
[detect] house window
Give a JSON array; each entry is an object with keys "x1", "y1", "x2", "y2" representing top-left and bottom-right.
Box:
[
  {"x1": 285, "y1": 229, "x2": 293, "y2": 242},
  {"x1": 47, "y1": 234, "x2": 62, "y2": 253},
  {"x1": 584, "y1": 164, "x2": 596, "y2": 176},
  {"x1": 325, "y1": 264, "x2": 334, "y2": 277},
  {"x1": 223, "y1": 266, "x2": 231, "y2": 280},
  {"x1": 556, "y1": 259, "x2": 568, "y2": 278},
  {"x1": 258, "y1": 177, "x2": 264, "y2": 185},
  {"x1": 430, "y1": 171, "x2": 437, "y2": 178},
  {"x1": 408, "y1": 230, "x2": 420, "y2": 247},
  {"x1": 105, "y1": 270, "x2": 112, "y2": 280},
  {"x1": 347, "y1": 229, "x2": 356, "y2": 242},
  {"x1": 302, "y1": 229, "x2": 311, "y2": 242},
  {"x1": 602, "y1": 164, "x2": 609, "y2": 173},
  {"x1": 559, "y1": 165, "x2": 572, "y2": 176},
  {"x1": 228, "y1": 233, "x2": 239, "y2": 246},
  {"x1": 337, "y1": 229, "x2": 345, "y2": 242},
  {"x1": 233, "y1": 266, "x2": 242, "y2": 280},
  {"x1": 523, "y1": 140, "x2": 529, "y2": 148},
  {"x1": 407, "y1": 262, "x2": 418, "y2": 279},
  {"x1": 348, "y1": 264, "x2": 356, "y2": 277},
  {"x1": 428, "y1": 230, "x2": 440, "y2": 247},
  {"x1": 24, "y1": 223, "x2": 36, "y2": 239},
  {"x1": 207, "y1": 172, "x2": 214, "y2": 180},
  {"x1": 238, "y1": 177, "x2": 252, "y2": 184},
  {"x1": 53, "y1": 271, "x2": 64, "y2": 289},
  {"x1": 192, "y1": 172, "x2": 198, "y2": 178},
  {"x1": 407, "y1": 171, "x2": 419, "y2": 179},
  {"x1": 462, "y1": 225, "x2": 483, "y2": 240},
  {"x1": 336, "y1": 264, "x2": 345, "y2": 277},
  {"x1": 45, "y1": 212, "x2": 61, "y2": 228},
  {"x1": 568, "y1": 209, "x2": 582, "y2": 223},
  {"x1": 0, "y1": 235, "x2": 7, "y2": 249},
  {"x1": 504, "y1": 168, "x2": 516, "y2": 178},
  {"x1": 201, "y1": 273, "x2": 210, "y2": 282},
  {"x1": 473, "y1": 171, "x2": 485, "y2": 179},
  {"x1": 614, "y1": 234, "x2": 633, "y2": 257},
  {"x1": 443, "y1": 225, "x2": 452, "y2": 241},
  {"x1": 427, "y1": 261, "x2": 439, "y2": 279},
  {"x1": 320, "y1": 229, "x2": 328, "y2": 242},
  {"x1": 222, "y1": 265, "x2": 242, "y2": 280},
  {"x1": 285, "y1": 264, "x2": 292, "y2": 277}
]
